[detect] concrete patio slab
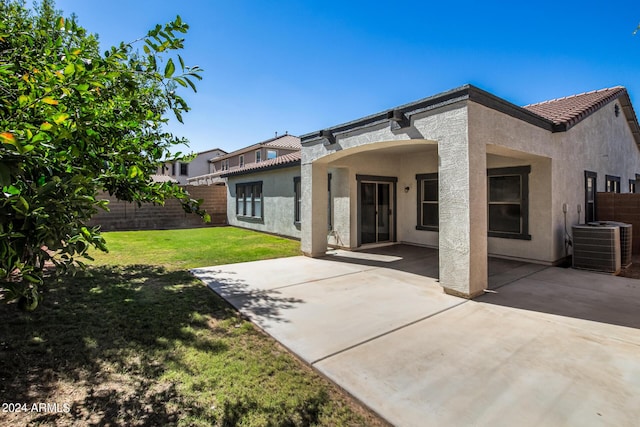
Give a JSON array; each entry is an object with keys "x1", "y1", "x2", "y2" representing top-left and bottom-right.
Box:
[
  {"x1": 192, "y1": 245, "x2": 640, "y2": 427},
  {"x1": 316, "y1": 300, "x2": 640, "y2": 427},
  {"x1": 195, "y1": 251, "x2": 463, "y2": 363},
  {"x1": 191, "y1": 255, "x2": 376, "y2": 296}
]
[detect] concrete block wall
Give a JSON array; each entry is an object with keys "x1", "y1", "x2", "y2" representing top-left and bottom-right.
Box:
[
  {"x1": 89, "y1": 185, "x2": 227, "y2": 231},
  {"x1": 596, "y1": 192, "x2": 640, "y2": 254}
]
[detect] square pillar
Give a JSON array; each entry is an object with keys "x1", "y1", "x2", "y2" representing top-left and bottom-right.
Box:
[
  {"x1": 301, "y1": 161, "x2": 328, "y2": 257},
  {"x1": 438, "y1": 132, "x2": 487, "y2": 298}
]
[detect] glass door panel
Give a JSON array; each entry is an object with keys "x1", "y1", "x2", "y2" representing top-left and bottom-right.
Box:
[
  {"x1": 361, "y1": 182, "x2": 377, "y2": 244},
  {"x1": 377, "y1": 183, "x2": 390, "y2": 241}
]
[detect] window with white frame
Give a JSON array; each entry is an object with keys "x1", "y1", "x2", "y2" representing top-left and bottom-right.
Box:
[
  {"x1": 416, "y1": 173, "x2": 438, "y2": 230},
  {"x1": 267, "y1": 149, "x2": 277, "y2": 160},
  {"x1": 239, "y1": 155, "x2": 244, "y2": 168},
  {"x1": 255, "y1": 150, "x2": 262, "y2": 163},
  {"x1": 236, "y1": 182, "x2": 263, "y2": 219}
]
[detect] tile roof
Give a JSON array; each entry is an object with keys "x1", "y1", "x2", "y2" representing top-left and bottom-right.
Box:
[
  {"x1": 523, "y1": 87, "x2": 626, "y2": 129},
  {"x1": 221, "y1": 151, "x2": 301, "y2": 177},
  {"x1": 264, "y1": 134, "x2": 302, "y2": 150},
  {"x1": 211, "y1": 134, "x2": 300, "y2": 162}
]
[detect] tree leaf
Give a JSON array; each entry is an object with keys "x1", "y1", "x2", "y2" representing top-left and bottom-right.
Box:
[
  {"x1": 0, "y1": 132, "x2": 16, "y2": 145},
  {"x1": 53, "y1": 113, "x2": 70, "y2": 124},
  {"x1": 42, "y1": 97, "x2": 58, "y2": 105},
  {"x1": 164, "y1": 58, "x2": 175, "y2": 78}
]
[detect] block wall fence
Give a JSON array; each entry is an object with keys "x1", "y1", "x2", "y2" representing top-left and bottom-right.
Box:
[{"x1": 88, "y1": 184, "x2": 227, "y2": 231}]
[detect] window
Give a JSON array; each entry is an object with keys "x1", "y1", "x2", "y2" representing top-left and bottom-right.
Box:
[
  {"x1": 487, "y1": 166, "x2": 531, "y2": 240},
  {"x1": 416, "y1": 173, "x2": 438, "y2": 230},
  {"x1": 630, "y1": 179, "x2": 636, "y2": 194},
  {"x1": 606, "y1": 175, "x2": 620, "y2": 193},
  {"x1": 171, "y1": 163, "x2": 176, "y2": 176},
  {"x1": 236, "y1": 182, "x2": 263, "y2": 219},
  {"x1": 585, "y1": 171, "x2": 597, "y2": 223},
  {"x1": 255, "y1": 150, "x2": 262, "y2": 163},
  {"x1": 239, "y1": 155, "x2": 244, "y2": 168},
  {"x1": 180, "y1": 163, "x2": 188, "y2": 176},
  {"x1": 294, "y1": 177, "x2": 301, "y2": 223},
  {"x1": 267, "y1": 149, "x2": 277, "y2": 160}
]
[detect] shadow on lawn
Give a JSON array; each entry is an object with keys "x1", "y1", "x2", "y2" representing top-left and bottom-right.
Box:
[{"x1": 0, "y1": 265, "x2": 237, "y2": 425}]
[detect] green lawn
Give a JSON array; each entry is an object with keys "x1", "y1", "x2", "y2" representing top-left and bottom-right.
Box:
[
  {"x1": 0, "y1": 227, "x2": 383, "y2": 426},
  {"x1": 87, "y1": 226, "x2": 302, "y2": 270}
]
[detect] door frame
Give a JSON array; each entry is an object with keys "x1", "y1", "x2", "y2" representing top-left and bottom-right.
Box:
[{"x1": 356, "y1": 174, "x2": 397, "y2": 246}]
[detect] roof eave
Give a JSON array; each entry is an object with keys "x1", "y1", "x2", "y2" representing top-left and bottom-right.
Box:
[
  {"x1": 618, "y1": 92, "x2": 640, "y2": 148},
  {"x1": 301, "y1": 84, "x2": 557, "y2": 145}
]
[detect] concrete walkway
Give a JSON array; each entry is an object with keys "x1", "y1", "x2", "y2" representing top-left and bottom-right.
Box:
[{"x1": 192, "y1": 245, "x2": 640, "y2": 427}]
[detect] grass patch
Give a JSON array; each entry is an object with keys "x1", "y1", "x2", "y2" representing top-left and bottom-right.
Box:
[
  {"x1": 87, "y1": 227, "x2": 302, "y2": 270},
  {"x1": 1, "y1": 228, "x2": 383, "y2": 426}
]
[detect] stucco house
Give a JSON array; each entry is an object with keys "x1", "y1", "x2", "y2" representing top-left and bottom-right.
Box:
[
  {"x1": 156, "y1": 147, "x2": 227, "y2": 184},
  {"x1": 224, "y1": 84, "x2": 640, "y2": 298},
  {"x1": 188, "y1": 134, "x2": 301, "y2": 186}
]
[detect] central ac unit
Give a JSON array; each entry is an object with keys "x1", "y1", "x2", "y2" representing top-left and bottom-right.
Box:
[
  {"x1": 572, "y1": 224, "x2": 621, "y2": 274},
  {"x1": 588, "y1": 221, "x2": 633, "y2": 268}
]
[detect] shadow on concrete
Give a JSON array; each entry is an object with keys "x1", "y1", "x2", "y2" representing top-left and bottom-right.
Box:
[
  {"x1": 478, "y1": 268, "x2": 640, "y2": 330},
  {"x1": 191, "y1": 268, "x2": 304, "y2": 323},
  {"x1": 322, "y1": 244, "x2": 439, "y2": 279},
  {"x1": 321, "y1": 244, "x2": 544, "y2": 289},
  {"x1": 324, "y1": 244, "x2": 640, "y2": 330}
]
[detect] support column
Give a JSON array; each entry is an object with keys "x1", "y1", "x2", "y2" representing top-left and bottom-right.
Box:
[
  {"x1": 301, "y1": 161, "x2": 328, "y2": 257},
  {"x1": 438, "y1": 131, "x2": 487, "y2": 298}
]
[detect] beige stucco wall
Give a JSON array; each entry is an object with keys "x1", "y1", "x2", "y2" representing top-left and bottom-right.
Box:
[
  {"x1": 469, "y1": 99, "x2": 640, "y2": 263},
  {"x1": 305, "y1": 105, "x2": 467, "y2": 251},
  {"x1": 303, "y1": 96, "x2": 640, "y2": 267},
  {"x1": 226, "y1": 167, "x2": 301, "y2": 239}
]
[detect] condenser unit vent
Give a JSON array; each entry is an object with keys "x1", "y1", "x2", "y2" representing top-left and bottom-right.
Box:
[
  {"x1": 572, "y1": 225, "x2": 621, "y2": 275},
  {"x1": 589, "y1": 221, "x2": 633, "y2": 268}
]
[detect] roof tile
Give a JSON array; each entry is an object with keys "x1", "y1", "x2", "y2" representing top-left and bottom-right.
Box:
[
  {"x1": 523, "y1": 87, "x2": 626, "y2": 128},
  {"x1": 221, "y1": 151, "x2": 301, "y2": 177}
]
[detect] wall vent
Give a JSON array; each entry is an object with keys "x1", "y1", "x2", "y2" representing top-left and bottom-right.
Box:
[{"x1": 572, "y1": 225, "x2": 621, "y2": 275}]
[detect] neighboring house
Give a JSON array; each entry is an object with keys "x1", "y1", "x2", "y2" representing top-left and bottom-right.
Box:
[
  {"x1": 223, "y1": 151, "x2": 302, "y2": 238},
  {"x1": 188, "y1": 134, "x2": 301, "y2": 185},
  {"x1": 156, "y1": 147, "x2": 227, "y2": 185},
  {"x1": 226, "y1": 84, "x2": 640, "y2": 299}
]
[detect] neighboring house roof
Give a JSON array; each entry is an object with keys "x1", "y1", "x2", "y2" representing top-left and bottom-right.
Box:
[
  {"x1": 211, "y1": 134, "x2": 301, "y2": 162},
  {"x1": 301, "y1": 84, "x2": 640, "y2": 147},
  {"x1": 197, "y1": 147, "x2": 227, "y2": 156},
  {"x1": 221, "y1": 151, "x2": 301, "y2": 177}
]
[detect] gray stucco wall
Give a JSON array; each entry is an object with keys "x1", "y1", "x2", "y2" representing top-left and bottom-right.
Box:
[{"x1": 226, "y1": 167, "x2": 301, "y2": 239}]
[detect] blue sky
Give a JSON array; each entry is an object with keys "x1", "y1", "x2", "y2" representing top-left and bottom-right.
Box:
[{"x1": 51, "y1": 0, "x2": 640, "y2": 153}]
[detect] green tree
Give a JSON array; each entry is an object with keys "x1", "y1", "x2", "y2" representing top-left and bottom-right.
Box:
[{"x1": 0, "y1": 0, "x2": 207, "y2": 310}]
